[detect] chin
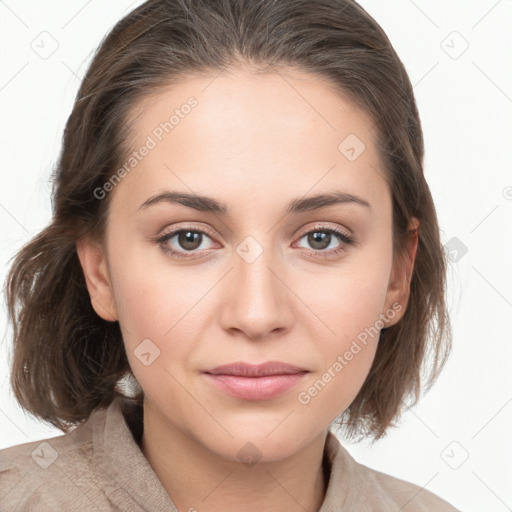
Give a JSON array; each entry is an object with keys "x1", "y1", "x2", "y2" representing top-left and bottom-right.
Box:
[{"x1": 196, "y1": 421, "x2": 318, "y2": 465}]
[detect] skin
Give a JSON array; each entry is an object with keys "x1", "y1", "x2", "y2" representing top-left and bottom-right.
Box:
[{"x1": 77, "y1": 66, "x2": 419, "y2": 512}]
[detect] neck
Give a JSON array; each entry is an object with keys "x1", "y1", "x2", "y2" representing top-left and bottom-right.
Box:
[{"x1": 140, "y1": 404, "x2": 329, "y2": 512}]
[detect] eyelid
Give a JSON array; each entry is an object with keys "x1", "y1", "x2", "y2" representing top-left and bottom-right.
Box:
[
  {"x1": 157, "y1": 221, "x2": 353, "y2": 243},
  {"x1": 295, "y1": 222, "x2": 354, "y2": 240},
  {"x1": 155, "y1": 221, "x2": 356, "y2": 259},
  {"x1": 158, "y1": 222, "x2": 218, "y2": 240}
]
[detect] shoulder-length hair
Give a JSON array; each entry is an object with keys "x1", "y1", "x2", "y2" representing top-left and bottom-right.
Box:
[{"x1": 6, "y1": 0, "x2": 451, "y2": 441}]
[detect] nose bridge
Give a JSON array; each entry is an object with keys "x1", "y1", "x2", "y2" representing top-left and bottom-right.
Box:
[
  {"x1": 235, "y1": 233, "x2": 282, "y2": 306},
  {"x1": 222, "y1": 232, "x2": 290, "y2": 338}
]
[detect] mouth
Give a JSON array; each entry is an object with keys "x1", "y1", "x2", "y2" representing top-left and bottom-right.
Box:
[
  {"x1": 204, "y1": 361, "x2": 309, "y2": 377},
  {"x1": 203, "y1": 361, "x2": 309, "y2": 401}
]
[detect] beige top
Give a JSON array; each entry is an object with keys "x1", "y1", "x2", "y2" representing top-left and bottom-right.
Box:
[{"x1": 0, "y1": 397, "x2": 459, "y2": 511}]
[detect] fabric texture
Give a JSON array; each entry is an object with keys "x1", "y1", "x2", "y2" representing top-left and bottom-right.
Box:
[{"x1": 0, "y1": 397, "x2": 460, "y2": 511}]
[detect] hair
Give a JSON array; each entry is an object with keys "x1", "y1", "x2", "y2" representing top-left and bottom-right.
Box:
[{"x1": 5, "y1": 0, "x2": 451, "y2": 441}]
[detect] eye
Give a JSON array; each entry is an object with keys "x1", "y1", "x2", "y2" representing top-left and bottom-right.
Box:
[
  {"x1": 156, "y1": 226, "x2": 218, "y2": 259},
  {"x1": 293, "y1": 225, "x2": 355, "y2": 259},
  {"x1": 154, "y1": 224, "x2": 356, "y2": 260}
]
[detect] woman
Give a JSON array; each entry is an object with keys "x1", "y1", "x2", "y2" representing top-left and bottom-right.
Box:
[{"x1": 0, "y1": 0, "x2": 457, "y2": 510}]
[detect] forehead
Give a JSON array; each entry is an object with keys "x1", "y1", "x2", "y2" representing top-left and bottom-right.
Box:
[{"x1": 114, "y1": 67, "x2": 389, "y2": 216}]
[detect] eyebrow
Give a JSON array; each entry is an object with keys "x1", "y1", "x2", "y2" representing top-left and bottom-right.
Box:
[{"x1": 138, "y1": 189, "x2": 371, "y2": 215}]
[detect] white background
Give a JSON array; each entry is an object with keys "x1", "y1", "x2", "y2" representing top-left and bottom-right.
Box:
[{"x1": 1, "y1": 1, "x2": 511, "y2": 511}]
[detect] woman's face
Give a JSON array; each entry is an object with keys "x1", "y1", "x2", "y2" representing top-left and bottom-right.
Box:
[{"x1": 80, "y1": 67, "x2": 416, "y2": 461}]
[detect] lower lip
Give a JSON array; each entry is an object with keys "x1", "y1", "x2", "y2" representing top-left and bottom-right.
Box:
[{"x1": 203, "y1": 372, "x2": 308, "y2": 401}]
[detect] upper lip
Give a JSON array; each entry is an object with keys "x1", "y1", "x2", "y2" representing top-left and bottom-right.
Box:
[{"x1": 204, "y1": 361, "x2": 309, "y2": 377}]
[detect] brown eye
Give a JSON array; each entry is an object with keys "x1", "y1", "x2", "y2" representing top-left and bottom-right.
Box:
[
  {"x1": 156, "y1": 226, "x2": 218, "y2": 259},
  {"x1": 306, "y1": 231, "x2": 333, "y2": 250},
  {"x1": 176, "y1": 230, "x2": 203, "y2": 251},
  {"x1": 294, "y1": 226, "x2": 355, "y2": 259}
]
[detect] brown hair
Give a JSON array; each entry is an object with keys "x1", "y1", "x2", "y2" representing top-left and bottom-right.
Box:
[{"x1": 5, "y1": 0, "x2": 451, "y2": 441}]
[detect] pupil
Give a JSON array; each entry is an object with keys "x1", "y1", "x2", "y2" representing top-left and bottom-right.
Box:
[
  {"x1": 180, "y1": 231, "x2": 201, "y2": 250},
  {"x1": 309, "y1": 231, "x2": 330, "y2": 250}
]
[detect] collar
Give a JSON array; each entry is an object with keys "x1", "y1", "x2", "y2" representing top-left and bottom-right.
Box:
[{"x1": 95, "y1": 396, "x2": 357, "y2": 511}]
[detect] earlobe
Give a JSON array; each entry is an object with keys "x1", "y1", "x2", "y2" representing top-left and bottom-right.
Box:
[
  {"x1": 76, "y1": 237, "x2": 118, "y2": 322},
  {"x1": 382, "y1": 217, "x2": 420, "y2": 328}
]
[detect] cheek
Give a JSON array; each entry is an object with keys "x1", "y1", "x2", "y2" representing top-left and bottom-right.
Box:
[
  {"x1": 107, "y1": 251, "x2": 235, "y2": 409},
  {"x1": 295, "y1": 285, "x2": 383, "y2": 423},
  {"x1": 292, "y1": 256, "x2": 392, "y2": 417},
  {"x1": 112, "y1": 266, "x2": 200, "y2": 402},
  {"x1": 302, "y1": 252, "x2": 392, "y2": 344},
  {"x1": 111, "y1": 268, "x2": 206, "y2": 367},
  {"x1": 108, "y1": 230, "x2": 207, "y2": 337}
]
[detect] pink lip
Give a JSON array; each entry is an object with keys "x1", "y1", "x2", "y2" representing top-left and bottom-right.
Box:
[{"x1": 203, "y1": 361, "x2": 309, "y2": 401}]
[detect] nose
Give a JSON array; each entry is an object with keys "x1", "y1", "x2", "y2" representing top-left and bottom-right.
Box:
[{"x1": 218, "y1": 241, "x2": 294, "y2": 341}]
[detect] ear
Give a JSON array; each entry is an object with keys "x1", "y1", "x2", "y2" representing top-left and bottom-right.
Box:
[
  {"x1": 76, "y1": 236, "x2": 118, "y2": 322},
  {"x1": 382, "y1": 217, "x2": 419, "y2": 328}
]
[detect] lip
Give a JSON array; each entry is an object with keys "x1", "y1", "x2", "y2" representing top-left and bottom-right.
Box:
[
  {"x1": 203, "y1": 361, "x2": 309, "y2": 401},
  {"x1": 205, "y1": 361, "x2": 309, "y2": 377}
]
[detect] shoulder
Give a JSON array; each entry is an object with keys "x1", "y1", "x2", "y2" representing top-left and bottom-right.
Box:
[
  {"x1": 356, "y1": 462, "x2": 460, "y2": 511},
  {"x1": 325, "y1": 433, "x2": 460, "y2": 511},
  {"x1": 0, "y1": 410, "x2": 111, "y2": 511}
]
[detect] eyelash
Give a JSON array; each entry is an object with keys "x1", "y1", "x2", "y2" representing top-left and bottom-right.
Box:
[{"x1": 154, "y1": 224, "x2": 356, "y2": 260}]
